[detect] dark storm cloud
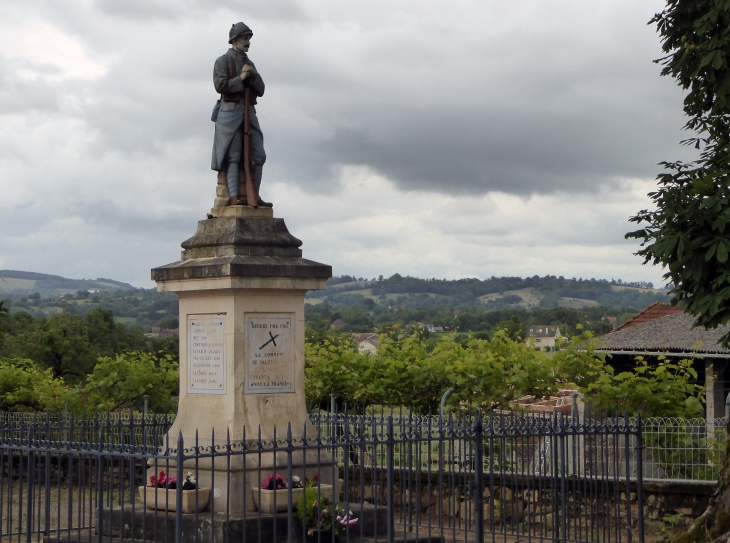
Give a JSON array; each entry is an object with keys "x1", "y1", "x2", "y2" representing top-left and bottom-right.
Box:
[{"x1": 310, "y1": 102, "x2": 682, "y2": 195}]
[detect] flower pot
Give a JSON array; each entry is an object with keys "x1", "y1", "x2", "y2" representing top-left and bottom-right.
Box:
[
  {"x1": 305, "y1": 529, "x2": 340, "y2": 543},
  {"x1": 252, "y1": 481, "x2": 340, "y2": 513},
  {"x1": 138, "y1": 486, "x2": 210, "y2": 514}
]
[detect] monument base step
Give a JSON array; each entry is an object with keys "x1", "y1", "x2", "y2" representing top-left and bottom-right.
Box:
[
  {"x1": 45, "y1": 532, "x2": 443, "y2": 543},
  {"x1": 40, "y1": 504, "x2": 444, "y2": 543}
]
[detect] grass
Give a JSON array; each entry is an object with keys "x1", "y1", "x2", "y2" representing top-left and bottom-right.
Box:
[{"x1": 478, "y1": 288, "x2": 544, "y2": 308}]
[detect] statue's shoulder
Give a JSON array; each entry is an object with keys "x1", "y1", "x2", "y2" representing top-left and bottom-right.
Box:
[{"x1": 214, "y1": 49, "x2": 234, "y2": 66}]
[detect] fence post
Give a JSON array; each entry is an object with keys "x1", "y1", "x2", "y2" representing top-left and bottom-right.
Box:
[
  {"x1": 44, "y1": 413, "x2": 51, "y2": 537},
  {"x1": 26, "y1": 423, "x2": 35, "y2": 543},
  {"x1": 551, "y1": 413, "x2": 560, "y2": 538},
  {"x1": 176, "y1": 431, "x2": 184, "y2": 543},
  {"x1": 559, "y1": 414, "x2": 567, "y2": 543},
  {"x1": 474, "y1": 411, "x2": 484, "y2": 543},
  {"x1": 97, "y1": 425, "x2": 104, "y2": 543},
  {"x1": 387, "y1": 416, "x2": 395, "y2": 543},
  {"x1": 636, "y1": 413, "x2": 644, "y2": 543},
  {"x1": 624, "y1": 412, "x2": 633, "y2": 543}
]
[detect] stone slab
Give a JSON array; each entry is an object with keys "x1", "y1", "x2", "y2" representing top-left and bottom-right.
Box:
[
  {"x1": 151, "y1": 215, "x2": 331, "y2": 282},
  {"x1": 212, "y1": 206, "x2": 274, "y2": 218},
  {"x1": 95, "y1": 503, "x2": 392, "y2": 543},
  {"x1": 151, "y1": 255, "x2": 332, "y2": 283},
  {"x1": 156, "y1": 277, "x2": 327, "y2": 293},
  {"x1": 46, "y1": 533, "x2": 443, "y2": 543}
]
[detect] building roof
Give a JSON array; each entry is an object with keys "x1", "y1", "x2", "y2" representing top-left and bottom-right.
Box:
[
  {"x1": 615, "y1": 301, "x2": 683, "y2": 331},
  {"x1": 355, "y1": 333, "x2": 378, "y2": 343},
  {"x1": 595, "y1": 312, "x2": 730, "y2": 355},
  {"x1": 526, "y1": 325, "x2": 560, "y2": 338}
]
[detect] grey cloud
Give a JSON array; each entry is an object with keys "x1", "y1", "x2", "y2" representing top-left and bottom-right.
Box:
[
  {"x1": 94, "y1": 0, "x2": 309, "y2": 23},
  {"x1": 278, "y1": 95, "x2": 693, "y2": 195},
  {"x1": 0, "y1": 56, "x2": 69, "y2": 115},
  {"x1": 5, "y1": 0, "x2": 692, "y2": 197}
]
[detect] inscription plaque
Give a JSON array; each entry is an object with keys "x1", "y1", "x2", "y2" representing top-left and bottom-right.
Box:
[
  {"x1": 187, "y1": 314, "x2": 226, "y2": 394},
  {"x1": 245, "y1": 314, "x2": 294, "y2": 394}
]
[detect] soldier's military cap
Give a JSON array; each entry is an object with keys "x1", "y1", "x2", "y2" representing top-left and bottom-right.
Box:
[{"x1": 229, "y1": 22, "x2": 253, "y2": 44}]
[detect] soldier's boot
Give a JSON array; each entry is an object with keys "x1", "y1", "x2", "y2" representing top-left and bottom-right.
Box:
[
  {"x1": 227, "y1": 162, "x2": 246, "y2": 206},
  {"x1": 253, "y1": 163, "x2": 273, "y2": 207}
]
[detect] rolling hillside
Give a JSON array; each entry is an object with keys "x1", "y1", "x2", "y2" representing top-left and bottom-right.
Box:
[
  {"x1": 0, "y1": 270, "x2": 133, "y2": 296},
  {"x1": 306, "y1": 274, "x2": 670, "y2": 311}
]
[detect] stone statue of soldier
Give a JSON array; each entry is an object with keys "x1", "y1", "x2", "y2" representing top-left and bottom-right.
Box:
[{"x1": 211, "y1": 22, "x2": 272, "y2": 207}]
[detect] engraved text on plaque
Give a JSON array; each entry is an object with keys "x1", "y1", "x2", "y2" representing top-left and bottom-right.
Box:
[
  {"x1": 188, "y1": 314, "x2": 226, "y2": 394},
  {"x1": 245, "y1": 314, "x2": 294, "y2": 394}
]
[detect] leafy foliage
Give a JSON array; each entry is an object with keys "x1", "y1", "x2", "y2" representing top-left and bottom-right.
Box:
[
  {"x1": 579, "y1": 357, "x2": 703, "y2": 418},
  {"x1": 306, "y1": 301, "x2": 637, "y2": 338},
  {"x1": 0, "y1": 351, "x2": 178, "y2": 414},
  {"x1": 0, "y1": 308, "x2": 177, "y2": 382},
  {"x1": 628, "y1": 1, "x2": 730, "y2": 344},
  {"x1": 305, "y1": 331, "x2": 703, "y2": 417},
  {"x1": 0, "y1": 358, "x2": 79, "y2": 412},
  {"x1": 83, "y1": 351, "x2": 179, "y2": 412},
  {"x1": 2, "y1": 287, "x2": 179, "y2": 331}
]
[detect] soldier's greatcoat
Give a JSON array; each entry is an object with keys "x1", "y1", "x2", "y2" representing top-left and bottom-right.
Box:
[{"x1": 211, "y1": 48, "x2": 265, "y2": 172}]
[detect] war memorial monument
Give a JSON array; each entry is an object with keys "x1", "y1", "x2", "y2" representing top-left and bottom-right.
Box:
[{"x1": 150, "y1": 22, "x2": 333, "y2": 513}]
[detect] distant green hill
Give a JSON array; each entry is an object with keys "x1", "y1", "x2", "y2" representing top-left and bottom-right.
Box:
[
  {"x1": 0, "y1": 270, "x2": 134, "y2": 296},
  {"x1": 306, "y1": 274, "x2": 670, "y2": 311}
]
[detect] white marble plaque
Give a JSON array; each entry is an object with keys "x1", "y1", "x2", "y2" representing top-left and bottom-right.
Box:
[
  {"x1": 245, "y1": 314, "x2": 294, "y2": 394},
  {"x1": 187, "y1": 315, "x2": 226, "y2": 395}
]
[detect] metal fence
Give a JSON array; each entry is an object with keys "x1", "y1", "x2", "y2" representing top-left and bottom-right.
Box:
[
  {"x1": 640, "y1": 417, "x2": 727, "y2": 481},
  {"x1": 0, "y1": 413, "x2": 643, "y2": 543},
  {"x1": 1, "y1": 411, "x2": 725, "y2": 482},
  {"x1": 312, "y1": 412, "x2": 728, "y2": 483}
]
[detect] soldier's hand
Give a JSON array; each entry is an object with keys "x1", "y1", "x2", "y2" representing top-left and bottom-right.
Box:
[
  {"x1": 242, "y1": 64, "x2": 257, "y2": 77},
  {"x1": 239, "y1": 69, "x2": 250, "y2": 81}
]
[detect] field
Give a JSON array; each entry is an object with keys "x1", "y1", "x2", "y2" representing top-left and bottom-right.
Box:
[
  {"x1": 557, "y1": 297, "x2": 601, "y2": 308},
  {"x1": 478, "y1": 288, "x2": 544, "y2": 308},
  {"x1": 0, "y1": 277, "x2": 39, "y2": 292}
]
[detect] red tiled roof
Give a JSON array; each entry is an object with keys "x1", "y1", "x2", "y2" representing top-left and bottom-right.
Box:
[
  {"x1": 614, "y1": 302, "x2": 683, "y2": 331},
  {"x1": 354, "y1": 333, "x2": 378, "y2": 343}
]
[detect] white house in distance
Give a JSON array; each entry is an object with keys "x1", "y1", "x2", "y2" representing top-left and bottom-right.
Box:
[
  {"x1": 525, "y1": 325, "x2": 562, "y2": 349},
  {"x1": 420, "y1": 323, "x2": 444, "y2": 333},
  {"x1": 355, "y1": 333, "x2": 380, "y2": 354}
]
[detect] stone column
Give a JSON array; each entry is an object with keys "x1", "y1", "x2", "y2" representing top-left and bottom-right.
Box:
[
  {"x1": 705, "y1": 359, "x2": 725, "y2": 438},
  {"x1": 151, "y1": 206, "x2": 332, "y2": 512}
]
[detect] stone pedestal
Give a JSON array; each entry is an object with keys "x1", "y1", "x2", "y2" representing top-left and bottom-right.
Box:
[
  {"x1": 151, "y1": 205, "x2": 332, "y2": 513},
  {"x1": 210, "y1": 170, "x2": 260, "y2": 217}
]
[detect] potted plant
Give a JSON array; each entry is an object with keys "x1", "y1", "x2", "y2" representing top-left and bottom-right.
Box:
[
  {"x1": 252, "y1": 474, "x2": 340, "y2": 514},
  {"x1": 139, "y1": 471, "x2": 210, "y2": 513},
  {"x1": 297, "y1": 485, "x2": 358, "y2": 543}
]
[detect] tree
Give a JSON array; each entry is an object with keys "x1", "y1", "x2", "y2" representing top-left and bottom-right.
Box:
[
  {"x1": 83, "y1": 351, "x2": 179, "y2": 412},
  {"x1": 304, "y1": 330, "x2": 703, "y2": 418},
  {"x1": 627, "y1": 1, "x2": 730, "y2": 344},
  {"x1": 0, "y1": 300, "x2": 9, "y2": 344},
  {"x1": 493, "y1": 316, "x2": 526, "y2": 341},
  {"x1": 0, "y1": 358, "x2": 79, "y2": 412},
  {"x1": 626, "y1": 2, "x2": 730, "y2": 541},
  {"x1": 10, "y1": 312, "x2": 97, "y2": 380}
]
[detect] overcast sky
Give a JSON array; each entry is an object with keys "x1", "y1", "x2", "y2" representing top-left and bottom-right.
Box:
[{"x1": 0, "y1": 0, "x2": 692, "y2": 287}]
